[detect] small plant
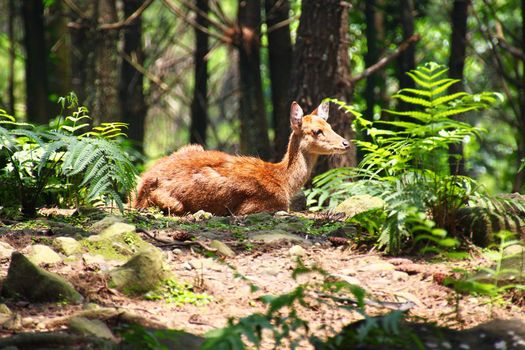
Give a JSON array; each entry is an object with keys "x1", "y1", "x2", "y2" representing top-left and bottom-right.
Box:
[
  {"x1": 445, "y1": 231, "x2": 525, "y2": 320},
  {"x1": 306, "y1": 62, "x2": 502, "y2": 254},
  {"x1": 0, "y1": 93, "x2": 137, "y2": 216},
  {"x1": 144, "y1": 278, "x2": 212, "y2": 306}
]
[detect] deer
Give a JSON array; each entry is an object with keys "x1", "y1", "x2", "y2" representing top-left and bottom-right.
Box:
[{"x1": 132, "y1": 101, "x2": 350, "y2": 216}]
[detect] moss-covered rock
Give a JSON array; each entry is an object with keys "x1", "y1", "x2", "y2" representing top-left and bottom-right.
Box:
[
  {"x1": 68, "y1": 317, "x2": 117, "y2": 341},
  {"x1": 108, "y1": 248, "x2": 166, "y2": 295},
  {"x1": 1, "y1": 252, "x2": 83, "y2": 304},
  {"x1": 54, "y1": 237, "x2": 82, "y2": 256},
  {"x1": 334, "y1": 195, "x2": 385, "y2": 218},
  {"x1": 25, "y1": 244, "x2": 62, "y2": 266},
  {"x1": 248, "y1": 230, "x2": 308, "y2": 244},
  {"x1": 0, "y1": 241, "x2": 15, "y2": 261},
  {"x1": 209, "y1": 240, "x2": 235, "y2": 258}
]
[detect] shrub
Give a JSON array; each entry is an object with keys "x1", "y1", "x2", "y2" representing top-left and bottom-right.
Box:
[{"x1": 0, "y1": 93, "x2": 137, "y2": 216}]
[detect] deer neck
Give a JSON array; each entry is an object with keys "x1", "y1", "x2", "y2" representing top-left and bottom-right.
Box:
[{"x1": 279, "y1": 133, "x2": 318, "y2": 198}]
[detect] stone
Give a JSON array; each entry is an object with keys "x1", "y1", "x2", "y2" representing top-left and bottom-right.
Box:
[
  {"x1": 54, "y1": 237, "x2": 82, "y2": 256},
  {"x1": 289, "y1": 245, "x2": 306, "y2": 257},
  {"x1": 357, "y1": 262, "x2": 396, "y2": 273},
  {"x1": 329, "y1": 274, "x2": 362, "y2": 286},
  {"x1": 90, "y1": 216, "x2": 124, "y2": 232},
  {"x1": 334, "y1": 194, "x2": 385, "y2": 218},
  {"x1": 189, "y1": 258, "x2": 224, "y2": 272},
  {"x1": 0, "y1": 304, "x2": 11, "y2": 315},
  {"x1": 25, "y1": 244, "x2": 62, "y2": 266},
  {"x1": 112, "y1": 242, "x2": 134, "y2": 256},
  {"x1": 82, "y1": 253, "x2": 107, "y2": 266},
  {"x1": 1, "y1": 252, "x2": 83, "y2": 304},
  {"x1": 192, "y1": 210, "x2": 213, "y2": 221},
  {"x1": 209, "y1": 240, "x2": 235, "y2": 258},
  {"x1": 244, "y1": 212, "x2": 274, "y2": 225},
  {"x1": 392, "y1": 271, "x2": 409, "y2": 282},
  {"x1": 0, "y1": 241, "x2": 15, "y2": 260},
  {"x1": 68, "y1": 316, "x2": 116, "y2": 341},
  {"x1": 248, "y1": 230, "x2": 309, "y2": 244},
  {"x1": 108, "y1": 248, "x2": 166, "y2": 295},
  {"x1": 93, "y1": 222, "x2": 136, "y2": 241}
]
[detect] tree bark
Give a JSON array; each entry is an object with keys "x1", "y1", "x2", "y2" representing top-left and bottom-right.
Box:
[
  {"x1": 94, "y1": 0, "x2": 120, "y2": 123},
  {"x1": 397, "y1": 0, "x2": 416, "y2": 111},
  {"x1": 265, "y1": 0, "x2": 293, "y2": 157},
  {"x1": 119, "y1": 0, "x2": 147, "y2": 152},
  {"x1": 22, "y1": 0, "x2": 49, "y2": 124},
  {"x1": 237, "y1": 0, "x2": 272, "y2": 160},
  {"x1": 291, "y1": 0, "x2": 355, "y2": 173},
  {"x1": 7, "y1": 0, "x2": 16, "y2": 116},
  {"x1": 514, "y1": 0, "x2": 525, "y2": 191},
  {"x1": 448, "y1": 0, "x2": 469, "y2": 176},
  {"x1": 190, "y1": 0, "x2": 209, "y2": 146},
  {"x1": 46, "y1": 0, "x2": 72, "y2": 117}
]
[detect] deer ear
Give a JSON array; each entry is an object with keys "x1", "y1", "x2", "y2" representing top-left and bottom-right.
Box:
[
  {"x1": 315, "y1": 101, "x2": 330, "y2": 120},
  {"x1": 290, "y1": 101, "x2": 304, "y2": 131}
]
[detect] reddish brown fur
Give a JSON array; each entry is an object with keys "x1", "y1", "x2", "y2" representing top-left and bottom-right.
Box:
[{"x1": 133, "y1": 102, "x2": 350, "y2": 215}]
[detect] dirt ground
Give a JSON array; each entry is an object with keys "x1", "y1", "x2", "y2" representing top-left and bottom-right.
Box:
[{"x1": 0, "y1": 212, "x2": 524, "y2": 348}]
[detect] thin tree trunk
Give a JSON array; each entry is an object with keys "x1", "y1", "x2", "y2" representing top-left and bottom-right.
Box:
[
  {"x1": 94, "y1": 0, "x2": 120, "y2": 123},
  {"x1": 448, "y1": 0, "x2": 469, "y2": 175},
  {"x1": 397, "y1": 0, "x2": 416, "y2": 111},
  {"x1": 120, "y1": 0, "x2": 147, "y2": 152},
  {"x1": 7, "y1": 0, "x2": 16, "y2": 116},
  {"x1": 237, "y1": 0, "x2": 272, "y2": 160},
  {"x1": 46, "y1": 0, "x2": 71, "y2": 117},
  {"x1": 265, "y1": 0, "x2": 293, "y2": 157},
  {"x1": 190, "y1": 0, "x2": 209, "y2": 146},
  {"x1": 22, "y1": 0, "x2": 49, "y2": 124},
  {"x1": 514, "y1": 0, "x2": 525, "y2": 191},
  {"x1": 291, "y1": 0, "x2": 354, "y2": 175}
]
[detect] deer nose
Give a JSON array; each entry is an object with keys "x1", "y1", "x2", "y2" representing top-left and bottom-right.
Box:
[{"x1": 342, "y1": 140, "x2": 350, "y2": 149}]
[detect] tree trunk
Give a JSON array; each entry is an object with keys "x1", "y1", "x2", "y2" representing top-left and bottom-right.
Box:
[
  {"x1": 94, "y1": 0, "x2": 120, "y2": 124},
  {"x1": 514, "y1": 0, "x2": 525, "y2": 192},
  {"x1": 448, "y1": 0, "x2": 469, "y2": 176},
  {"x1": 291, "y1": 0, "x2": 354, "y2": 173},
  {"x1": 22, "y1": 0, "x2": 49, "y2": 124},
  {"x1": 237, "y1": 0, "x2": 272, "y2": 160},
  {"x1": 7, "y1": 0, "x2": 16, "y2": 116},
  {"x1": 190, "y1": 0, "x2": 209, "y2": 146},
  {"x1": 265, "y1": 0, "x2": 293, "y2": 157},
  {"x1": 397, "y1": 0, "x2": 416, "y2": 111},
  {"x1": 46, "y1": 0, "x2": 72, "y2": 117},
  {"x1": 69, "y1": 1, "x2": 97, "y2": 112},
  {"x1": 119, "y1": 0, "x2": 147, "y2": 152}
]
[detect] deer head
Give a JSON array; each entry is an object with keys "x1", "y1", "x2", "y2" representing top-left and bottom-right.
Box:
[{"x1": 290, "y1": 101, "x2": 350, "y2": 155}]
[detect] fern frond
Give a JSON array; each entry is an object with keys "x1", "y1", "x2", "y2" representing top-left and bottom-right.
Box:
[
  {"x1": 432, "y1": 92, "x2": 468, "y2": 106},
  {"x1": 392, "y1": 94, "x2": 432, "y2": 108},
  {"x1": 430, "y1": 79, "x2": 460, "y2": 96}
]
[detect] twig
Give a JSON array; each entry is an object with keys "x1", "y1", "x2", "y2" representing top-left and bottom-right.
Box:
[
  {"x1": 100, "y1": 0, "x2": 155, "y2": 30},
  {"x1": 350, "y1": 34, "x2": 421, "y2": 83},
  {"x1": 136, "y1": 228, "x2": 218, "y2": 252},
  {"x1": 318, "y1": 292, "x2": 416, "y2": 311},
  {"x1": 496, "y1": 37, "x2": 525, "y2": 62}
]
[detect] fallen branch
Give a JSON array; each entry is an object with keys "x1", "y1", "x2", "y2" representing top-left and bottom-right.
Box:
[
  {"x1": 351, "y1": 34, "x2": 421, "y2": 83},
  {"x1": 100, "y1": 0, "x2": 155, "y2": 30},
  {"x1": 136, "y1": 228, "x2": 218, "y2": 253},
  {"x1": 318, "y1": 292, "x2": 416, "y2": 311}
]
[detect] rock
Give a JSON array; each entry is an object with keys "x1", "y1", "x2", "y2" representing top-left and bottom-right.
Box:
[
  {"x1": 392, "y1": 271, "x2": 409, "y2": 282},
  {"x1": 1, "y1": 252, "x2": 83, "y2": 304},
  {"x1": 329, "y1": 274, "x2": 362, "y2": 286},
  {"x1": 172, "y1": 248, "x2": 183, "y2": 255},
  {"x1": 121, "y1": 328, "x2": 204, "y2": 350},
  {"x1": 189, "y1": 258, "x2": 224, "y2": 272},
  {"x1": 274, "y1": 211, "x2": 290, "y2": 217},
  {"x1": 0, "y1": 241, "x2": 15, "y2": 260},
  {"x1": 248, "y1": 230, "x2": 308, "y2": 244},
  {"x1": 290, "y1": 191, "x2": 307, "y2": 211},
  {"x1": 244, "y1": 212, "x2": 274, "y2": 225},
  {"x1": 2, "y1": 313, "x2": 22, "y2": 331},
  {"x1": 357, "y1": 262, "x2": 396, "y2": 273},
  {"x1": 82, "y1": 253, "x2": 108, "y2": 266},
  {"x1": 68, "y1": 316, "x2": 116, "y2": 341},
  {"x1": 108, "y1": 248, "x2": 166, "y2": 295},
  {"x1": 54, "y1": 237, "x2": 82, "y2": 256},
  {"x1": 334, "y1": 195, "x2": 385, "y2": 218},
  {"x1": 25, "y1": 244, "x2": 62, "y2": 266},
  {"x1": 192, "y1": 210, "x2": 213, "y2": 221},
  {"x1": 289, "y1": 245, "x2": 306, "y2": 257},
  {"x1": 90, "y1": 216, "x2": 125, "y2": 232},
  {"x1": 95, "y1": 222, "x2": 136, "y2": 241},
  {"x1": 112, "y1": 242, "x2": 134, "y2": 256},
  {"x1": 0, "y1": 304, "x2": 11, "y2": 315},
  {"x1": 275, "y1": 221, "x2": 306, "y2": 233},
  {"x1": 209, "y1": 240, "x2": 235, "y2": 258},
  {"x1": 47, "y1": 221, "x2": 88, "y2": 237}
]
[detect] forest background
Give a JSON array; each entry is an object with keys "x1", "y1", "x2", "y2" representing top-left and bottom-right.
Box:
[{"x1": 0, "y1": 0, "x2": 523, "y2": 194}]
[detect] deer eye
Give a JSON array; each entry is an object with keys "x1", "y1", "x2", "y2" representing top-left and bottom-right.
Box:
[{"x1": 314, "y1": 129, "x2": 324, "y2": 136}]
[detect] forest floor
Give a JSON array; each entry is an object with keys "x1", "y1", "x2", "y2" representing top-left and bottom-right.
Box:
[{"x1": 0, "y1": 208, "x2": 524, "y2": 348}]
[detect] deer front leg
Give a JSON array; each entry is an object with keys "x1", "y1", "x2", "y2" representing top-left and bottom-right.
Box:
[{"x1": 149, "y1": 189, "x2": 185, "y2": 215}]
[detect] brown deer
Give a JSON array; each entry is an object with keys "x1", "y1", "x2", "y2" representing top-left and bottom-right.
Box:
[{"x1": 133, "y1": 101, "x2": 350, "y2": 215}]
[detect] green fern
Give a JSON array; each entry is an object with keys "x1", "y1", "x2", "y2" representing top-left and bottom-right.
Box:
[{"x1": 306, "y1": 62, "x2": 502, "y2": 254}]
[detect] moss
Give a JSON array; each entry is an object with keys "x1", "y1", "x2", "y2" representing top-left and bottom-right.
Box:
[{"x1": 80, "y1": 231, "x2": 150, "y2": 261}]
